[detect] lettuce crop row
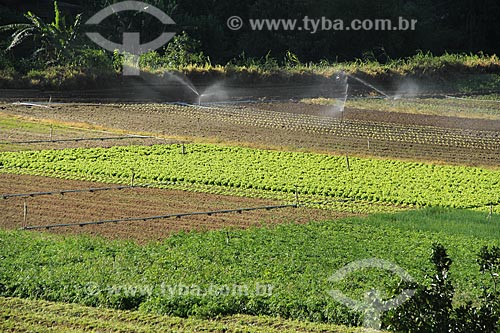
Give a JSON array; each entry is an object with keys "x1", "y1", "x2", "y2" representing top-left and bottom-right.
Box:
[{"x1": 0, "y1": 144, "x2": 499, "y2": 211}]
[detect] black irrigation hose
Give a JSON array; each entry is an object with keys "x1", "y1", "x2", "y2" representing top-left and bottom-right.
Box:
[
  {"x1": 0, "y1": 136, "x2": 154, "y2": 145},
  {"x1": 20, "y1": 204, "x2": 298, "y2": 230},
  {"x1": 1, "y1": 185, "x2": 143, "y2": 199}
]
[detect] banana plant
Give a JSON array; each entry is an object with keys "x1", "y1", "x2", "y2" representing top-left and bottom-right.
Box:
[{"x1": 0, "y1": 1, "x2": 82, "y2": 63}]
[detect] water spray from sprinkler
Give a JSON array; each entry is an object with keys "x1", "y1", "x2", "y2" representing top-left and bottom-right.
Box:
[
  {"x1": 333, "y1": 71, "x2": 352, "y2": 172},
  {"x1": 161, "y1": 71, "x2": 200, "y2": 104},
  {"x1": 347, "y1": 74, "x2": 393, "y2": 100}
]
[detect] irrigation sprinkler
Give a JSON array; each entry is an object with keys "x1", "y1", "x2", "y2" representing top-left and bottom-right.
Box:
[
  {"x1": 49, "y1": 125, "x2": 53, "y2": 141},
  {"x1": 182, "y1": 143, "x2": 185, "y2": 155}
]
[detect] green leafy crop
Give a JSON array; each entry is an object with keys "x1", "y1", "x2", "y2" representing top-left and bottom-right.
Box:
[{"x1": 0, "y1": 144, "x2": 499, "y2": 212}]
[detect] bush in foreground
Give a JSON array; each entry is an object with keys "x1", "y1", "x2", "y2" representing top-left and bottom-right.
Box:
[{"x1": 386, "y1": 244, "x2": 500, "y2": 332}]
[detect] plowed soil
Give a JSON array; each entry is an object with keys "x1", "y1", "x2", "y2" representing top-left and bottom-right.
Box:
[
  {"x1": 1, "y1": 102, "x2": 498, "y2": 167},
  {"x1": 0, "y1": 174, "x2": 348, "y2": 244}
]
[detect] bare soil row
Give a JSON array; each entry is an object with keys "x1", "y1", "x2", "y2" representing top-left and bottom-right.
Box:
[{"x1": 0, "y1": 174, "x2": 346, "y2": 243}]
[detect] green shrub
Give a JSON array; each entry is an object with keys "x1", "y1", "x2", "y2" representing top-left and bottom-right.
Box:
[
  {"x1": 162, "y1": 31, "x2": 208, "y2": 68},
  {"x1": 139, "y1": 51, "x2": 166, "y2": 71},
  {"x1": 385, "y1": 244, "x2": 500, "y2": 332},
  {"x1": 71, "y1": 49, "x2": 114, "y2": 73}
]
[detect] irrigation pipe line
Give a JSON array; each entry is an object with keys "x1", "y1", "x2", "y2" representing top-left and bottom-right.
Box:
[
  {"x1": 1, "y1": 184, "x2": 144, "y2": 200},
  {"x1": 12, "y1": 102, "x2": 50, "y2": 108},
  {"x1": 60, "y1": 126, "x2": 174, "y2": 142},
  {"x1": 19, "y1": 203, "x2": 298, "y2": 231},
  {"x1": 0, "y1": 135, "x2": 155, "y2": 145},
  {"x1": 0, "y1": 180, "x2": 190, "y2": 199}
]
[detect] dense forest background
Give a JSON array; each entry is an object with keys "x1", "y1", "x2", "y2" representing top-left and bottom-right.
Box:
[{"x1": 1, "y1": 0, "x2": 499, "y2": 64}]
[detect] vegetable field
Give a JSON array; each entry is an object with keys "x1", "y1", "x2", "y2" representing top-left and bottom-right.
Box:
[
  {"x1": 0, "y1": 208, "x2": 498, "y2": 325},
  {"x1": 0, "y1": 97, "x2": 499, "y2": 330},
  {"x1": 1, "y1": 144, "x2": 499, "y2": 212}
]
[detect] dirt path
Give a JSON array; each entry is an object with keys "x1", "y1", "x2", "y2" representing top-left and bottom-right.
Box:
[{"x1": 0, "y1": 174, "x2": 347, "y2": 244}]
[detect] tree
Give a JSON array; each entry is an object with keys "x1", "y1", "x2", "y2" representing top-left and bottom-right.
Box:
[
  {"x1": 0, "y1": 1, "x2": 82, "y2": 64},
  {"x1": 386, "y1": 243, "x2": 500, "y2": 332}
]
